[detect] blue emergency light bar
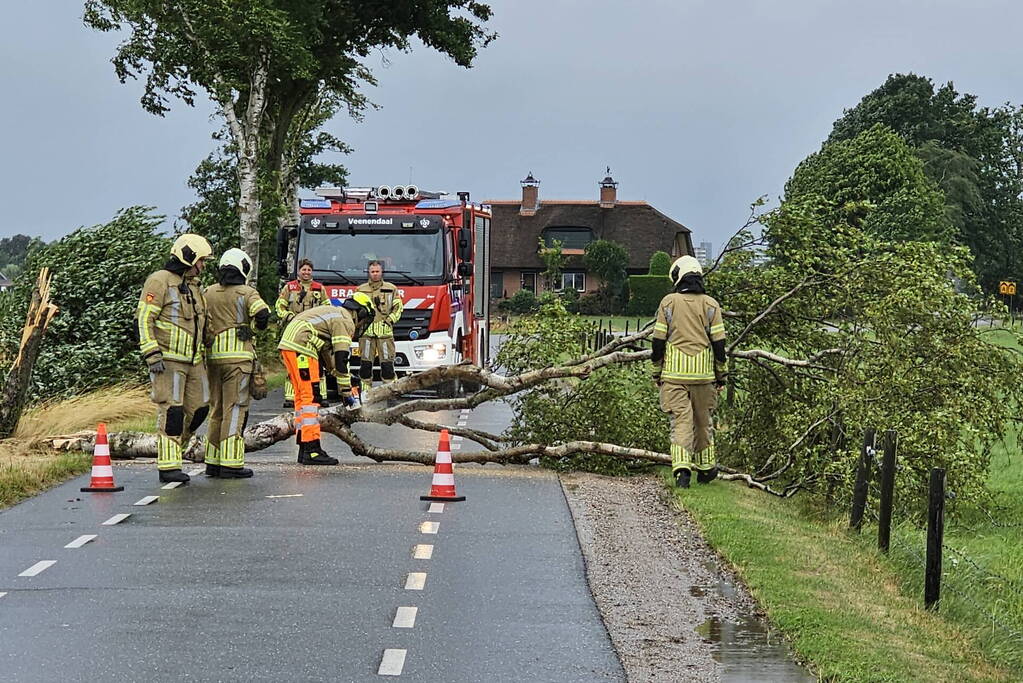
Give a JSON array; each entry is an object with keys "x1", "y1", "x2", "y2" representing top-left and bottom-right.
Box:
[
  {"x1": 300, "y1": 198, "x2": 332, "y2": 209},
  {"x1": 415, "y1": 199, "x2": 462, "y2": 209}
]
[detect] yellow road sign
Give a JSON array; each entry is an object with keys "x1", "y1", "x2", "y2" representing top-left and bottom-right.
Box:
[{"x1": 1000, "y1": 281, "x2": 1017, "y2": 296}]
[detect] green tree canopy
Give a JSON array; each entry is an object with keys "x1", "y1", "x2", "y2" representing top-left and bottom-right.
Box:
[
  {"x1": 583, "y1": 239, "x2": 629, "y2": 292},
  {"x1": 785, "y1": 124, "x2": 953, "y2": 244}
]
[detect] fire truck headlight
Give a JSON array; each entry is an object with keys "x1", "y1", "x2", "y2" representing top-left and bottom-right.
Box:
[{"x1": 414, "y1": 343, "x2": 448, "y2": 361}]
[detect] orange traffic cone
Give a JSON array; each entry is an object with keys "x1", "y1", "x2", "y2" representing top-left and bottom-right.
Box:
[
  {"x1": 420, "y1": 429, "x2": 465, "y2": 502},
  {"x1": 81, "y1": 423, "x2": 124, "y2": 493}
]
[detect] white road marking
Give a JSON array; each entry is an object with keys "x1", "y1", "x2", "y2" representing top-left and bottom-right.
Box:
[
  {"x1": 0, "y1": 592, "x2": 7, "y2": 598},
  {"x1": 427, "y1": 503, "x2": 444, "y2": 514},
  {"x1": 404, "y1": 572, "x2": 427, "y2": 590},
  {"x1": 413, "y1": 544, "x2": 433, "y2": 559},
  {"x1": 133, "y1": 496, "x2": 159, "y2": 506},
  {"x1": 392, "y1": 606, "x2": 418, "y2": 628},
  {"x1": 161, "y1": 481, "x2": 182, "y2": 490},
  {"x1": 266, "y1": 494, "x2": 304, "y2": 499},
  {"x1": 452, "y1": 435, "x2": 463, "y2": 441},
  {"x1": 186, "y1": 468, "x2": 204, "y2": 476},
  {"x1": 377, "y1": 649, "x2": 407, "y2": 676},
  {"x1": 456, "y1": 421, "x2": 467, "y2": 427},
  {"x1": 101, "y1": 513, "x2": 131, "y2": 526},
  {"x1": 19, "y1": 561, "x2": 56, "y2": 577},
  {"x1": 64, "y1": 535, "x2": 97, "y2": 549},
  {"x1": 419, "y1": 521, "x2": 439, "y2": 534},
  {"x1": 451, "y1": 443, "x2": 462, "y2": 450}
]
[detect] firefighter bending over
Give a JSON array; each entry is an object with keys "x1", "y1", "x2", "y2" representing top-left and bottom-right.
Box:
[
  {"x1": 356, "y1": 260, "x2": 403, "y2": 395},
  {"x1": 203, "y1": 248, "x2": 270, "y2": 479},
  {"x1": 651, "y1": 256, "x2": 727, "y2": 489},
  {"x1": 136, "y1": 234, "x2": 212, "y2": 484},
  {"x1": 275, "y1": 258, "x2": 327, "y2": 408},
  {"x1": 278, "y1": 295, "x2": 374, "y2": 465}
]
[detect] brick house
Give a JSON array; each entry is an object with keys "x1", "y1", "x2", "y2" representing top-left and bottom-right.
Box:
[{"x1": 485, "y1": 173, "x2": 693, "y2": 299}]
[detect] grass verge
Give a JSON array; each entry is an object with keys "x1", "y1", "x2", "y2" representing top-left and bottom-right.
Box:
[
  {"x1": 0, "y1": 453, "x2": 92, "y2": 510},
  {"x1": 668, "y1": 469, "x2": 1014, "y2": 682}
]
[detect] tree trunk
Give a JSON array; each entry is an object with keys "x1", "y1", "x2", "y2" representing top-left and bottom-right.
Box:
[{"x1": 0, "y1": 269, "x2": 58, "y2": 438}]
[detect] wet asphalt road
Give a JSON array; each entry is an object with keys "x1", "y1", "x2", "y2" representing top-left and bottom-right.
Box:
[{"x1": 0, "y1": 389, "x2": 624, "y2": 682}]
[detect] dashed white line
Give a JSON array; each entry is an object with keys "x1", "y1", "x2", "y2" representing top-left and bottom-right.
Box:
[
  {"x1": 19, "y1": 561, "x2": 56, "y2": 577},
  {"x1": 161, "y1": 481, "x2": 182, "y2": 490},
  {"x1": 392, "y1": 606, "x2": 418, "y2": 628},
  {"x1": 419, "y1": 521, "x2": 439, "y2": 534},
  {"x1": 413, "y1": 544, "x2": 434, "y2": 559},
  {"x1": 102, "y1": 513, "x2": 131, "y2": 526},
  {"x1": 456, "y1": 421, "x2": 467, "y2": 427},
  {"x1": 427, "y1": 503, "x2": 444, "y2": 514},
  {"x1": 378, "y1": 649, "x2": 407, "y2": 676},
  {"x1": 64, "y1": 535, "x2": 97, "y2": 549},
  {"x1": 404, "y1": 572, "x2": 427, "y2": 590},
  {"x1": 0, "y1": 592, "x2": 7, "y2": 599},
  {"x1": 266, "y1": 494, "x2": 303, "y2": 499},
  {"x1": 186, "y1": 468, "x2": 204, "y2": 476},
  {"x1": 452, "y1": 435, "x2": 463, "y2": 441},
  {"x1": 133, "y1": 496, "x2": 159, "y2": 506},
  {"x1": 451, "y1": 443, "x2": 462, "y2": 450}
]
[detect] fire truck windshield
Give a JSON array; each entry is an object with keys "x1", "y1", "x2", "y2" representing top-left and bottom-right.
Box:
[{"x1": 298, "y1": 229, "x2": 445, "y2": 283}]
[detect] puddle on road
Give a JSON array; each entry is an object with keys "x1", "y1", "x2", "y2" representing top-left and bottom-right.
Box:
[{"x1": 692, "y1": 562, "x2": 816, "y2": 682}]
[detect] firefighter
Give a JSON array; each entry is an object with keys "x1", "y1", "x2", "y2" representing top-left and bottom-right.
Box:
[
  {"x1": 275, "y1": 258, "x2": 328, "y2": 408},
  {"x1": 136, "y1": 234, "x2": 212, "y2": 484},
  {"x1": 651, "y1": 256, "x2": 727, "y2": 489},
  {"x1": 202, "y1": 248, "x2": 271, "y2": 479},
  {"x1": 278, "y1": 295, "x2": 374, "y2": 465},
  {"x1": 356, "y1": 260, "x2": 403, "y2": 395}
]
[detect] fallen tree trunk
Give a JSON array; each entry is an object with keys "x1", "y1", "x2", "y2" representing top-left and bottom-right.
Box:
[{"x1": 0, "y1": 269, "x2": 58, "y2": 439}]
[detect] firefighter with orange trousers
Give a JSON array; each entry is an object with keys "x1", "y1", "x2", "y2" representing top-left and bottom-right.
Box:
[
  {"x1": 277, "y1": 294, "x2": 374, "y2": 465},
  {"x1": 651, "y1": 256, "x2": 727, "y2": 488},
  {"x1": 275, "y1": 258, "x2": 328, "y2": 407}
]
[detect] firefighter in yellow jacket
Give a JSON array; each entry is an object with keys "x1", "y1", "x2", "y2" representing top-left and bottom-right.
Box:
[
  {"x1": 203, "y1": 248, "x2": 271, "y2": 479},
  {"x1": 278, "y1": 295, "x2": 374, "y2": 465},
  {"x1": 356, "y1": 260, "x2": 403, "y2": 394},
  {"x1": 275, "y1": 258, "x2": 328, "y2": 407},
  {"x1": 651, "y1": 256, "x2": 727, "y2": 489},
  {"x1": 136, "y1": 234, "x2": 212, "y2": 484}
]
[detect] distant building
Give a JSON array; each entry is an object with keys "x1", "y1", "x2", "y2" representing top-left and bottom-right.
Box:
[
  {"x1": 694, "y1": 241, "x2": 714, "y2": 268},
  {"x1": 0, "y1": 272, "x2": 11, "y2": 292},
  {"x1": 485, "y1": 173, "x2": 694, "y2": 299}
]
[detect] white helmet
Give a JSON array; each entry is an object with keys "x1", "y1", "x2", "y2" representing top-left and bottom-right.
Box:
[
  {"x1": 670, "y1": 255, "x2": 703, "y2": 285},
  {"x1": 219, "y1": 248, "x2": 253, "y2": 278},
  {"x1": 171, "y1": 233, "x2": 212, "y2": 267}
]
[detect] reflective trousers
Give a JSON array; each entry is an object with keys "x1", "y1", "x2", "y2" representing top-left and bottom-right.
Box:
[
  {"x1": 359, "y1": 335, "x2": 396, "y2": 388},
  {"x1": 204, "y1": 362, "x2": 252, "y2": 468},
  {"x1": 281, "y1": 350, "x2": 321, "y2": 444},
  {"x1": 149, "y1": 360, "x2": 210, "y2": 471},
  {"x1": 659, "y1": 381, "x2": 717, "y2": 473}
]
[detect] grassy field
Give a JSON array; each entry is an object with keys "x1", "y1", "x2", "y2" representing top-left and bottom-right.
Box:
[{"x1": 672, "y1": 428, "x2": 1023, "y2": 682}]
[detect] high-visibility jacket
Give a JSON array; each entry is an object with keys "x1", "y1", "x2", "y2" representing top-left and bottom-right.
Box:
[
  {"x1": 275, "y1": 279, "x2": 327, "y2": 323},
  {"x1": 137, "y1": 269, "x2": 206, "y2": 364},
  {"x1": 278, "y1": 305, "x2": 357, "y2": 374},
  {"x1": 204, "y1": 283, "x2": 270, "y2": 364},
  {"x1": 652, "y1": 292, "x2": 726, "y2": 384},
  {"x1": 357, "y1": 279, "x2": 403, "y2": 338}
]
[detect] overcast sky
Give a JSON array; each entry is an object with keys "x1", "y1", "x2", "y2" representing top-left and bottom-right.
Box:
[{"x1": 3, "y1": 1, "x2": 1023, "y2": 251}]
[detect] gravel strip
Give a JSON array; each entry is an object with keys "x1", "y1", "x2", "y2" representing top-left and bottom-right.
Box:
[{"x1": 560, "y1": 472, "x2": 760, "y2": 683}]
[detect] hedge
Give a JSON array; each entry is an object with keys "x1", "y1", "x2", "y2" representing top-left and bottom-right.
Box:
[{"x1": 627, "y1": 274, "x2": 671, "y2": 315}]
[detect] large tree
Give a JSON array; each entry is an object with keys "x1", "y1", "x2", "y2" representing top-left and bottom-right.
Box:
[
  {"x1": 826, "y1": 73, "x2": 1023, "y2": 291},
  {"x1": 85, "y1": 1, "x2": 495, "y2": 281}
]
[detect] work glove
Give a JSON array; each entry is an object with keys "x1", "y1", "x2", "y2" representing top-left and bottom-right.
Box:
[
  {"x1": 651, "y1": 370, "x2": 662, "y2": 387},
  {"x1": 341, "y1": 390, "x2": 357, "y2": 408},
  {"x1": 714, "y1": 373, "x2": 728, "y2": 391},
  {"x1": 146, "y1": 355, "x2": 166, "y2": 375},
  {"x1": 236, "y1": 326, "x2": 253, "y2": 342}
]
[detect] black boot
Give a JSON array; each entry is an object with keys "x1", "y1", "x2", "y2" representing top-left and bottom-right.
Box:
[
  {"x1": 159, "y1": 469, "x2": 190, "y2": 484},
  {"x1": 220, "y1": 466, "x2": 254, "y2": 479},
  {"x1": 283, "y1": 400, "x2": 294, "y2": 409},
  {"x1": 205, "y1": 463, "x2": 221, "y2": 477},
  {"x1": 673, "y1": 468, "x2": 691, "y2": 489},
  {"x1": 696, "y1": 467, "x2": 718, "y2": 484},
  {"x1": 298, "y1": 440, "x2": 339, "y2": 466}
]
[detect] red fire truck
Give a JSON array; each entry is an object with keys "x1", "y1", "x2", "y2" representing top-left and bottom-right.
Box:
[{"x1": 276, "y1": 185, "x2": 491, "y2": 394}]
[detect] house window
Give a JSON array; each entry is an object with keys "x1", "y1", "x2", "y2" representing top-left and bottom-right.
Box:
[
  {"x1": 521, "y1": 272, "x2": 537, "y2": 293},
  {"x1": 542, "y1": 227, "x2": 594, "y2": 251},
  {"x1": 560, "y1": 272, "x2": 585, "y2": 292},
  {"x1": 490, "y1": 274, "x2": 504, "y2": 300}
]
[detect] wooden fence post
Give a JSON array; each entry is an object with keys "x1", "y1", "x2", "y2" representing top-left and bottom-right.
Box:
[
  {"x1": 925, "y1": 467, "x2": 946, "y2": 610},
  {"x1": 877, "y1": 430, "x2": 898, "y2": 553},
  {"x1": 849, "y1": 428, "x2": 875, "y2": 531}
]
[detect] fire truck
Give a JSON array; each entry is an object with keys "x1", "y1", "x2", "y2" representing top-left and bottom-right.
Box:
[{"x1": 276, "y1": 185, "x2": 491, "y2": 395}]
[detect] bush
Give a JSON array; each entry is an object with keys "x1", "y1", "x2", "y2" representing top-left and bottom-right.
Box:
[
  {"x1": 558, "y1": 286, "x2": 580, "y2": 313},
  {"x1": 649, "y1": 250, "x2": 671, "y2": 275},
  {"x1": 577, "y1": 290, "x2": 617, "y2": 315},
  {"x1": 497, "y1": 288, "x2": 539, "y2": 315},
  {"x1": 627, "y1": 274, "x2": 672, "y2": 315},
  {"x1": 0, "y1": 207, "x2": 170, "y2": 401}
]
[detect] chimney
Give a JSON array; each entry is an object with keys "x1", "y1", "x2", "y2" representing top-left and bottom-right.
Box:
[
  {"x1": 599, "y1": 168, "x2": 618, "y2": 209},
  {"x1": 520, "y1": 172, "x2": 540, "y2": 216}
]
